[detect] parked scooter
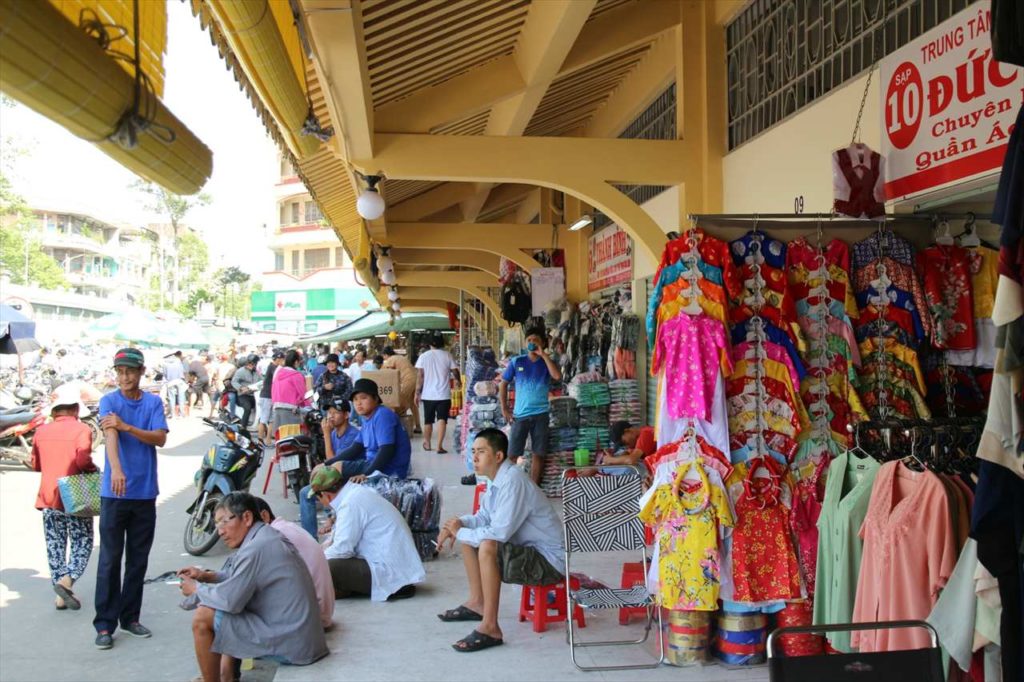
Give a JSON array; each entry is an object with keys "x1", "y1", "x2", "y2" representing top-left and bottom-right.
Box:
[
  {"x1": 276, "y1": 406, "x2": 327, "y2": 503},
  {"x1": 0, "y1": 406, "x2": 43, "y2": 468},
  {"x1": 183, "y1": 418, "x2": 264, "y2": 555}
]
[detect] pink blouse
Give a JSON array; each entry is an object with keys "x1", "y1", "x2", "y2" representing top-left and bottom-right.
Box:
[
  {"x1": 851, "y1": 462, "x2": 956, "y2": 652},
  {"x1": 271, "y1": 366, "x2": 311, "y2": 407},
  {"x1": 651, "y1": 313, "x2": 730, "y2": 421}
]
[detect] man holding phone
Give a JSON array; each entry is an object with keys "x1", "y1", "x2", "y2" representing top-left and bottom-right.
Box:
[
  {"x1": 499, "y1": 326, "x2": 561, "y2": 485},
  {"x1": 93, "y1": 348, "x2": 169, "y2": 650}
]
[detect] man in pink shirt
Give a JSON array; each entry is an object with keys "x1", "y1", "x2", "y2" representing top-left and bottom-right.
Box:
[{"x1": 254, "y1": 497, "x2": 334, "y2": 629}]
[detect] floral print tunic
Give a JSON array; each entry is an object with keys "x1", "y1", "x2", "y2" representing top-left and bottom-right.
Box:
[
  {"x1": 638, "y1": 462, "x2": 733, "y2": 611},
  {"x1": 731, "y1": 458, "x2": 803, "y2": 602},
  {"x1": 917, "y1": 244, "x2": 976, "y2": 350}
]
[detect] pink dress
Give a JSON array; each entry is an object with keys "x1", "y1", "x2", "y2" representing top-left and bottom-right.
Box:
[
  {"x1": 851, "y1": 462, "x2": 956, "y2": 652},
  {"x1": 651, "y1": 313, "x2": 730, "y2": 421},
  {"x1": 790, "y1": 457, "x2": 827, "y2": 597}
]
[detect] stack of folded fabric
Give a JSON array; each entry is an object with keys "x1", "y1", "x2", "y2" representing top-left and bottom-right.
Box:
[
  {"x1": 577, "y1": 425, "x2": 610, "y2": 451},
  {"x1": 549, "y1": 396, "x2": 578, "y2": 428},
  {"x1": 539, "y1": 452, "x2": 573, "y2": 497},
  {"x1": 548, "y1": 427, "x2": 578, "y2": 453},
  {"x1": 608, "y1": 379, "x2": 642, "y2": 423},
  {"x1": 571, "y1": 380, "x2": 611, "y2": 408}
]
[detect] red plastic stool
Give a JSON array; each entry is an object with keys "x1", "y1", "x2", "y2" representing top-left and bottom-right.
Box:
[
  {"x1": 518, "y1": 578, "x2": 585, "y2": 633},
  {"x1": 619, "y1": 561, "x2": 648, "y2": 625},
  {"x1": 471, "y1": 482, "x2": 487, "y2": 513}
]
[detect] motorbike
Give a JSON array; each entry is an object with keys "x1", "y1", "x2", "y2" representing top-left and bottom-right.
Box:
[
  {"x1": 0, "y1": 405, "x2": 44, "y2": 468},
  {"x1": 276, "y1": 406, "x2": 327, "y2": 503},
  {"x1": 183, "y1": 418, "x2": 264, "y2": 555}
]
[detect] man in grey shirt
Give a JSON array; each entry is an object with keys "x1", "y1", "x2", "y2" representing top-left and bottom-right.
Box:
[
  {"x1": 162, "y1": 351, "x2": 187, "y2": 418},
  {"x1": 230, "y1": 355, "x2": 261, "y2": 428},
  {"x1": 178, "y1": 492, "x2": 328, "y2": 681}
]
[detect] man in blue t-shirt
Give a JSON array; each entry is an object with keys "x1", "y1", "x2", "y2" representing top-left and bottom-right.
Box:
[
  {"x1": 297, "y1": 397, "x2": 362, "y2": 537},
  {"x1": 499, "y1": 325, "x2": 562, "y2": 485},
  {"x1": 323, "y1": 378, "x2": 411, "y2": 482},
  {"x1": 93, "y1": 348, "x2": 169, "y2": 650}
]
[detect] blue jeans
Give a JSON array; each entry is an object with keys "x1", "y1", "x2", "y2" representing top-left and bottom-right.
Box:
[
  {"x1": 227, "y1": 391, "x2": 237, "y2": 418},
  {"x1": 299, "y1": 484, "x2": 318, "y2": 537}
]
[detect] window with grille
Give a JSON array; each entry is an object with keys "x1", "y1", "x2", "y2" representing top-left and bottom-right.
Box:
[
  {"x1": 304, "y1": 248, "x2": 330, "y2": 272},
  {"x1": 726, "y1": 0, "x2": 979, "y2": 150},
  {"x1": 290, "y1": 202, "x2": 300, "y2": 224},
  {"x1": 305, "y1": 201, "x2": 323, "y2": 224},
  {"x1": 273, "y1": 251, "x2": 284, "y2": 271}
]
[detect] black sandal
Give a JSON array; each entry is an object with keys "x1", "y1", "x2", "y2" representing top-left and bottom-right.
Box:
[
  {"x1": 53, "y1": 583, "x2": 81, "y2": 610},
  {"x1": 437, "y1": 605, "x2": 483, "y2": 622},
  {"x1": 452, "y1": 630, "x2": 503, "y2": 652}
]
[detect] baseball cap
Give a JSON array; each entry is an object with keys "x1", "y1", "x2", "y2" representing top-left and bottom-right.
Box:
[
  {"x1": 307, "y1": 467, "x2": 343, "y2": 497},
  {"x1": 272, "y1": 349, "x2": 286, "y2": 360},
  {"x1": 349, "y1": 378, "x2": 380, "y2": 401},
  {"x1": 327, "y1": 397, "x2": 351, "y2": 412},
  {"x1": 112, "y1": 347, "x2": 145, "y2": 368}
]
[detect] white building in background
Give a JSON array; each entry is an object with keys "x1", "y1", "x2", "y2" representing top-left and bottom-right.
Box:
[{"x1": 251, "y1": 155, "x2": 375, "y2": 336}]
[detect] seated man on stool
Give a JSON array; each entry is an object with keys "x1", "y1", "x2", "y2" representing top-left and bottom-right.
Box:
[
  {"x1": 308, "y1": 467, "x2": 424, "y2": 602},
  {"x1": 435, "y1": 428, "x2": 565, "y2": 653}
]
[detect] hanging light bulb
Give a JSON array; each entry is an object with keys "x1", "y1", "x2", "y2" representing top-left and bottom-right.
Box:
[
  {"x1": 377, "y1": 255, "x2": 394, "y2": 272},
  {"x1": 392, "y1": 301, "x2": 401, "y2": 312},
  {"x1": 356, "y1": 175, "x2": 385, "y2": 220},
  {"x1": 387, "y1": 289, "x2": 399, "y2": 302},
  {"x1": 380, "y1": 269, "x2": 396, "y2": 285}
]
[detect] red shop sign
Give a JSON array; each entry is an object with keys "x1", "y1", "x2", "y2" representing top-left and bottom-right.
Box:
[{"x1": 880, "y1": 0, "x2": 1023, "y2": 200}]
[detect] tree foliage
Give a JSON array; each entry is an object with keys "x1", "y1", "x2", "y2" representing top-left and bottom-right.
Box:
[{"x1": 0, "y1": 173, "x2": 67, "y2": 289}]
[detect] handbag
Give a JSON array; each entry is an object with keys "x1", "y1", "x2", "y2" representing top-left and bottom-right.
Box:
[{"x1": 57, "y1": 472, "x2": 102, "y2": 517}]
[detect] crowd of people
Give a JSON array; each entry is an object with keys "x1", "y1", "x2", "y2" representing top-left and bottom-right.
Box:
[{"x1": 28, "y1": 328, "x2": 607, "y2": 679}]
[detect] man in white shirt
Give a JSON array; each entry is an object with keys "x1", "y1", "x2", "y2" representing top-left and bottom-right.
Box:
[
  {"x1": 414, "y1": 335, "x2": 461, "y2": 454},
  {"x1": 435, "y1": 428, "x2": 564, "y2": 653},
  {"x1": 307, "y1": 467, "x2": 424, "y2": 602}
]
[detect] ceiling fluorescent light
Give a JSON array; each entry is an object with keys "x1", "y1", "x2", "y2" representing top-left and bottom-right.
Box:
[{"x1": 568, "y1": 214, "x2": 593, "y2": 231}]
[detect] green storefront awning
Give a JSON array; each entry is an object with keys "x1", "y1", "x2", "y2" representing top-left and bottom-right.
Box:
[{"x1": 299, "y1": 312, "x2": 452, "y2": 344}]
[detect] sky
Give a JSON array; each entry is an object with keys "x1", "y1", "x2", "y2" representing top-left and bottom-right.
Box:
[{"x1": 0, "y1": 0, "x2": 280, "y2": 274}]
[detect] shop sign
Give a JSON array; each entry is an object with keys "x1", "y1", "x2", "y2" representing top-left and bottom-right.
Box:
[
  {"x1": 880, "y1": 0, "x2": 1023, "y2": 200},
  {"x1": 274, "y1": 291, "x2": 306, "y2": 320},
  {"x1": 588, "y1": 225, "x2": 633, "y2": 293}
]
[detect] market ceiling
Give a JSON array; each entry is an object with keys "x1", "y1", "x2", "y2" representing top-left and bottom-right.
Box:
[{"x1": 4, "y1": 0, "x2": 746, "y2": 313}]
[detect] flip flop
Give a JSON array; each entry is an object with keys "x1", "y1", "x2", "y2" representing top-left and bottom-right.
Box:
[
  {"x1": 437, "y1": 447, "x2": 449, "y2": 454},
  {"x1": 53, "y1": 583, "x2": 80, "y2": 610},
  {"x1": 452, "y1": 630, "x2": 503, "y2": 652},
  {"x1": 423, "y1": 442, "x2": 433, "y2": 451},
  {"x1": 437, "y1": 605, "x2": 483, "y2": 622}
]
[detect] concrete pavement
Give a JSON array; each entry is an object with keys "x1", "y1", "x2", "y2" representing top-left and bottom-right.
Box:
[{"x1": 0, "y1": 415, "x2": 769, "y2": 682}]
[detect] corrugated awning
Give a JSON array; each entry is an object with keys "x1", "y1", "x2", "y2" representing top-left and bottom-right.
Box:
[{"x1": 300, "y1": 311, "x2": 451, "y2": 343}]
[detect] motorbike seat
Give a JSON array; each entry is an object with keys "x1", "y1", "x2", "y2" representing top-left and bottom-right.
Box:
[
  {"x1": 0, "y1": 410, "x2": 36, "y2": 430},
  {"x1": 277, "y1": 434, "x2": 313, "y2": 448}
]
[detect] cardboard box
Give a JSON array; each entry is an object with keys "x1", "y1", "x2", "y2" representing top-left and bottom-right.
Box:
[{"x1": 361, "y1": 369, "x2": 401, "y2": 409}]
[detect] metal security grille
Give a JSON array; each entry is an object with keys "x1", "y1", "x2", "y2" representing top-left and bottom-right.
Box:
[
  {"x1": 726, "y1": 0, "x2": 980, "y2": 150},
  {"x1": 595, "y1": 84, "x2": 676, "y2": 229}
]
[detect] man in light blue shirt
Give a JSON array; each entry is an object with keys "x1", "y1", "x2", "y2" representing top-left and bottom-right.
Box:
[{"x1": 435, "y1": 428, "x2": 564, "y2": 653}]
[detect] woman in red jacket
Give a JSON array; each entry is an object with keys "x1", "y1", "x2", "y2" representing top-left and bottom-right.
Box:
[{"x1": 31, "y1": 385, "x2": 97, "y2": 611}]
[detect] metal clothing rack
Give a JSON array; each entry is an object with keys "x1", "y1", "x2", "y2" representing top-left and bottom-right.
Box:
[{"x1": 686, "y1": 212, "x2": 993, "y2": 224}]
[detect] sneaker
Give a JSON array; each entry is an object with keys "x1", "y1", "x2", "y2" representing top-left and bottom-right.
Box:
[
  {"x1": 123, "y1": 622, "x2": 152, "y2": 638},
  {"x1": 95, "y1": 632, "x2": 113, "y2": 649}
]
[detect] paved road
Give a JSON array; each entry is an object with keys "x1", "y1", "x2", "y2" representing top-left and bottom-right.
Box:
[{"x1": 0, "y1": 416, "x2": 284, "y2": 682}]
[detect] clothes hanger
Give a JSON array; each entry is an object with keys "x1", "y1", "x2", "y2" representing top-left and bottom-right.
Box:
[
  {"x1": 934, "y1": 217, "x2": 955, "y2": 246},
  {"x1": 956, "y1": 212, "x2": 981, "y2": 247}
]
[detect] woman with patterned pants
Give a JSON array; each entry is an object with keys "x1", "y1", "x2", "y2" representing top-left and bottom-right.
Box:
[{"x1": 31, "y1": 388, "x2": 98, "y2": 610}]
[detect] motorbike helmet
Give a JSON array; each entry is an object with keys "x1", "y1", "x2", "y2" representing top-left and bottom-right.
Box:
[{"x1": 245, "y1": 354, "x2": 260, "y2": 366}]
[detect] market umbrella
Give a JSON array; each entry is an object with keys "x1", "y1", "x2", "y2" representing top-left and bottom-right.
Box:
[
  {"x1": 84, "y1": 309, "x2": 163, "y2": 345},
  {"x1": 0, "y1": 304, "x2": 41, "y2": 354},
  {"x1": 167, "y1": 319, "x2": 210, "y2": 350}
]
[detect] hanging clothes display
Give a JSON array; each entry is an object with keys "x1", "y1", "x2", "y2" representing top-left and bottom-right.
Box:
[{"x1": 832, "y1": 143, "x2": 886, "y2": 219}]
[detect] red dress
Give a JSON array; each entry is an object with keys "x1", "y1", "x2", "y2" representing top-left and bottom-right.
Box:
[
  {"x1": 731, "y1": 458, "x2": 803, "y2": 602},
  {"x1": 790, "y1": 457, "x2": 828, "y2": 597},
  {"x1": 917, "y1": 245, "x2": 976, "y2": 350}
]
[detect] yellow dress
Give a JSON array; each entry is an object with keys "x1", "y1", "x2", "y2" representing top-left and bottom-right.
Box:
[{"x1": 638, "y1": 463, "x2": 733, "y2": 611}]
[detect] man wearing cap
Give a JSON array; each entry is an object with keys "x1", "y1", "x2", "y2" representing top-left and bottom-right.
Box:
[
  {"x1": 308, "y1": 467, "x2": 424, "y2": 601},
  {"x1": 297, "y1": 398, "x2": 361, "y2": 537},
  {"x1": 31, "y1": 384, "x2": 98, "y2": 612},
  {"x1": 257, "y1": 351, "x2": 285, "y2": 445},
  {"x1": 321, "y1": 378, "x2": 411, "y2": 481},
  {"x1": 93, "y1": 348, "x2": 169, "y2": 650},
  {"x1": 314, "y1": 353, "x2": 353, "y2": 408}
]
